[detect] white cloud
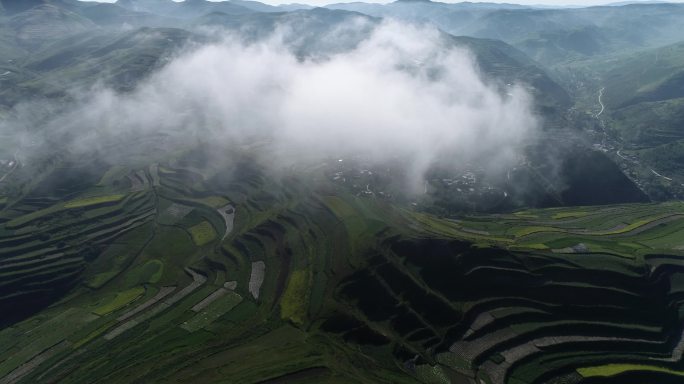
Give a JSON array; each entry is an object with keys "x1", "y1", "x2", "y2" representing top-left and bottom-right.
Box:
[{"x1": 3, "y1": 21, "x2": 538, "y2": 193}]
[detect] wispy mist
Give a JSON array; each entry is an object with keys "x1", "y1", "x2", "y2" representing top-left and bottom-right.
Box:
[{"x1": 1, "y1": 21, "x2": 539, "y2": 193}]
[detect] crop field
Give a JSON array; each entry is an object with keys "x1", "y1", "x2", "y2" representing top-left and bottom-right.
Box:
[
  {"x1": 181, "y1": 291, "x2": 243, "y2": 332},
  {"x1": 91, "y1": 286, "x2": 145, "y2": 316},
  {"x1": 188, "y1": 221, "x2": 217, "y2": 246},
  {"x1": 1, "y1": 151, "x2": 684, "y2": 384},
  {"x1": 280, "y1": 269, "x2": 310, "y2": 325},
  {"x1": 577, "y1": 364, "x2": 684, "y2": 378},
  {"x1": 64, "y1": 194, "x2": 125, "y2": 209}
]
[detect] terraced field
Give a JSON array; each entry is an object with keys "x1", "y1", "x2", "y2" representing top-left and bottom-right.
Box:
[{"x1": 1, "y1": 151, "x2": 684, "y2": 384}]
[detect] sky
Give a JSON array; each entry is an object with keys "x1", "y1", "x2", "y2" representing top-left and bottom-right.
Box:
[{"x1": 82, "y1": 0, "x2": 684, "y2": 8}]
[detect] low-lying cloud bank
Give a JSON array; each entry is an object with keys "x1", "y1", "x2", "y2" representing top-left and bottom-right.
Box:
[{"x1": 3, "y1": 21, "x2": 539, "y2": 192}]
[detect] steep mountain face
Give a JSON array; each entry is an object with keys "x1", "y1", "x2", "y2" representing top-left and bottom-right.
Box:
[
  {"x1": 448, "y1": 35, "x2": 571, "y2": 115},
  {"x1": 601, "y1": 41, "x2": 684, "y2": 109},
  {"x1": 468, "y1": 8, "x2": 592, "y2": 42},
  {"x1": 198, "y1": 8, "x2": 570, "y2": 116},
  {"x1": 0, "y1": 1, "x2": 643, "y2": 207},
  {"x1": 611, "y1": 99, "x2": 684, "y2": 147},
  {"x1": 517, "y1": 26, "x2": 608, "y2": 63},
  {"x1": 1, "y1": 0, "x2": 51, "y2": 15},
  {"x1": 195, "y1": 8, "x2": 384, "y2": 62},
  {"x1": 326, "y1": 0, "x2": 526, "y2": 21},
  {"x1": 7, "y1": 4, "x2": 95, "y2": 45},
  {"x1": 229, "y1": 0, "x2": 288, "y2": 13},
  {"x1": 77, "y1": 3, "x2": 175, "y2": 28},
  {"x1": 0, "y1": 13, "x2": 25, "y2": 60},
  {"x1": 0, "y1": 0, "x2": 650, "y2": 203},
  {"x1": 565, "y1": 41, "x2": 684, "y2": 189},
  {"x1": 325, "y1": 1, "x2": 684, "y2": 65},
  {"x1": 0, "y1": 27, "x2": 193, "y2": 109},
  {"x1": 565, "y1": 40, "x2": 684, "y2": 150},
  {"x1": 115, "y1": 0, "x2": 255, "y2": 18},
  {"x1": 0, "y1": 0, "x2": 85, "y2": 15},
  {"x1": 0, "y1": 2, "x2": 573, "y2": 120},
  {"x1": 326, "y1": 1, "x2": 498, "y2": 39},
  {"x1": 114, "y1": 0, "x2": 181, "y2": 14},
  {"x1": 1, "y1": 0, "x2": 176, "y2": 29}
]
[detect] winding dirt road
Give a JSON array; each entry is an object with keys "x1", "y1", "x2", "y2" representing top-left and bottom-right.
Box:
[{"x1": 595, "y1": 87, "x2": 605, "y2": 117}]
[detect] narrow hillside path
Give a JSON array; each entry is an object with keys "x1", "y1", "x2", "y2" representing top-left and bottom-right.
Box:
[
  {"x1": 595, "y1": 87, "x2": 674, "y2": 183},
  {"x1": 595, "y1": 87, "x2": 605, "y2": 117}
]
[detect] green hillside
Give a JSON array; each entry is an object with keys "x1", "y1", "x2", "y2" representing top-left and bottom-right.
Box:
[
  {"x1": 326, "y1": 2, "x2": 684, "y2": 65},
  {"x1": 0, "y1": 27, "x2": 192, "y2": 109},
  {"x1": 2, "y1": 148, "x2": 684, "y2": 383},
  {"x1": 599, "y1": 41, "x2": 684, "y2": 109},
  {"x1": 551, "y1": 41, "x2": 684, "y2": 195},
  {"x1": 3, "y1": 1, "x2": 684, "y2": 383}
]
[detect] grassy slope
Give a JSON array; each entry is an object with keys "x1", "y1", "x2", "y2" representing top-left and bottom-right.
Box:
[{"x1": 0, "y1": 150, "x2": 684, "y2": 384}]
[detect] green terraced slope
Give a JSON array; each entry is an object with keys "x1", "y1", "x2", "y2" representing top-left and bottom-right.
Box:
[
  {"x1": 3, "y1": 2, "x2": 684, "y2": 383},
  {"x1": 1, "y1": 149, "x2": 684, "y2": 384}
]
